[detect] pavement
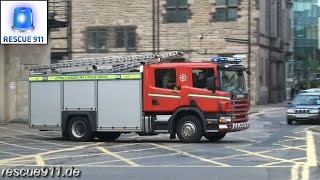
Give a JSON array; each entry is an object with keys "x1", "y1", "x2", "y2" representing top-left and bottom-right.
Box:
[
  {"x1": 0, "y1": 105, "x2": 319, "y2": 180},
  {"x1": 249, "y1": 101, "x2": 289, "y2": 115}
]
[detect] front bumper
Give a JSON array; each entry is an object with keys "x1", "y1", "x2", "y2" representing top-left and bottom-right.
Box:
[
  {"x1": 287, "y1": 113, "x2": 320, "y2": 121},
  {"x1": 219, "y1": 122, "x2": 249, "y2": 132}
]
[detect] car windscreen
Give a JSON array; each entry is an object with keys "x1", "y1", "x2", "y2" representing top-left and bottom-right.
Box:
[{"x1": 292, "y1": 95, "x2": 320, "y2": 105}]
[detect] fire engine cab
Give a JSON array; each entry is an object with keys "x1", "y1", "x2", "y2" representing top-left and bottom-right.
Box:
[{"x1": 26, "y1": 51, "x2": 250, "y2": 143}]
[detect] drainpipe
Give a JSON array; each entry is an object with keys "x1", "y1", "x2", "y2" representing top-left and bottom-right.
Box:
[
  {"x1": 268, "y1": 0, "x2": 272, "y2": 103},
  {"x1": 248, "y1": 0, "x2": 251, "y2": 101}
]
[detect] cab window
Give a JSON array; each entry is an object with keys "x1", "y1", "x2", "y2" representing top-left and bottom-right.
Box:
[
  {"x1": 192, "y1": 68, "x2": 214, "y2": 89},
  {"x1": 155, "y1": 69, "x2": 176, "y2": 89}
]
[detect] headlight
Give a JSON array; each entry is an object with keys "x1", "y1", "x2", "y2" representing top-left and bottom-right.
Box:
[
  {"x1": 309, "y1": 109, "x2": 319, "y2": 114},
  {"x1": 219, "y1": 116, "x2": 232, "y2": 123},
  {"x1": 287, "y1": 109, "x2": 295, "y2": 113}
]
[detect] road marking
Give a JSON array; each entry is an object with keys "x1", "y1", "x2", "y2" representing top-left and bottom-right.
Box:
[
  {"x1": 0, "y1": 127, "x2": 51, "y2": 138},
  {"x1": 238, "y1": 137, "x2": 261, "y2": 143},
  {"x1": 0, "y1": 142, "x2": 102, "y2": 164},
  {"x1": 301, "y1": 165, "x2": 309, "y2": 180},
  {"x1": 257, "y1": 157, "x2": 306, "y2": 167},
  {"x1": 301, "y1": 131, "x2": 317, "y2": 180},
  {"x1": 78, "y1": 152, "x2": 180, "y2": 166},
  {"x1": 290, "y1": 163, "x2": 300, "y2": 180},
  {"x1": 284, "y1": 136, "x2": 307, "y2": 141},
  {"x1": 0, "y1": 150, "x2": 23, "y2": 156},
  {"x1": 214, "y1": 146, "x2": 306, "y2": 161},
  {"x1": 229, "y1": 147, "x2": 306, "y2": 165},
  {"x1": 97, "y1": 147, "x2": 140, "y2": 167},
  {"x1": 278, "y1": 138, "x2": 306, "y2": 143},
  {"x1": 150, "y1": 143, "x2": 231, "y2": 167},
  {"x1": 273, "y1": 143, "x2": 307, "y2": 151},
  {"x1": 0, "y1": 140, "x2": 48, "y2": 151},
  {"x1": 5, "y1": 164, "x2": 298, "y2": 168},
  {"x1": 306, "y1": 131, "x2": 317, "y2": 166},
  {"x1": 34, "y1": 154, "x2": 45, "y2": 166},
  {"x1": 0, "y1": 133, "x2": 70, "y2": 147}
]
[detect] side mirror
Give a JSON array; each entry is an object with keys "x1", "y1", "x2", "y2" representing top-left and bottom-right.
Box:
[
  {"x1": 246, "y1": 70, "x2": 251, "y2": 75},
  {"x1": 207, "y1": 77, "x2": 216, "y2": 92}
]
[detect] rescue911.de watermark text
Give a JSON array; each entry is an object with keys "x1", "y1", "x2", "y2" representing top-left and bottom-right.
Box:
[{"x1": 1, "y1": 167, "x2": 81, "y2": 178}]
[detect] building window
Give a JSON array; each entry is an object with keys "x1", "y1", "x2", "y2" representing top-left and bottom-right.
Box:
[
  {"x1": 115, "y1": 27, "x2": 136, "y2": 50},
  {"x1": 192, "y1": 69, "x2": 214, "y2": 89},
  {"x1": 155, "y1": 69, "x2": 176, "y2": 89},
  {"x1": 215, "y1": 0, "x2": 238, "y2": 22},
  {"x1": 166, "y1": 0, "x2": 189, "y2": 23},
  {"x1": 86, "y1": 28, "x2": 107, "y2": 53}
]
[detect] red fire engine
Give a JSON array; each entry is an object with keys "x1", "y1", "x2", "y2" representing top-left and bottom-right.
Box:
[{"x1": 27, "y1": 51, "x2": 250, "y2": 143}]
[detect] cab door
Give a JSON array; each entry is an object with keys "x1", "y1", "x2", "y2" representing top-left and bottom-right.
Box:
[
  {"x1": 187, "y1": 67, "x2": 222, "y2": 112},
  {"x1": 145, "y1": 67, "x2": 180, "y2": 112}
]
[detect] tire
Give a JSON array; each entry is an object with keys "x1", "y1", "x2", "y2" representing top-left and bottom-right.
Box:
[
  {"x1": 176, "y1": 115, "x2": 203, "y2": 143},
  {"x1": 287, "y1": 119, "x2": 293, "y2": 125},
  {"x1": 96, "y1": 132, "x2": 121, "y2": 141},
  {"x1": 205, "y1": 132, "x2": 226, "y2": 142},
  {"x1": 67, "y1": 116, "x2": 93, "y2": 142}
]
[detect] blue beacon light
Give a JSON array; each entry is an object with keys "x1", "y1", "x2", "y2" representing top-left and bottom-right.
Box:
[
  {"x1": 211, "y1": 56, "x2": 241, "y2": 64},
  {"x1": 12, "y1": 7, "x2": 35, "y2": 32}
]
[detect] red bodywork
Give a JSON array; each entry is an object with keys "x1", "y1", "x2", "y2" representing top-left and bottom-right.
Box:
[{"x1": 142, "y1": 62, "x2": 249, "y2": 133}]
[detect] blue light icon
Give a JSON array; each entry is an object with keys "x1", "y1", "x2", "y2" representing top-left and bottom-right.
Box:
[{"x1": 12, "y1": 7, "x2": 35, "y2": 32}]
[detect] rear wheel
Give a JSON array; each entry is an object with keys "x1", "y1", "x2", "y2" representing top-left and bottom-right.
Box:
[
  {"x1": 205, "y1": 132, "x2": 226, "y2": 142},
  {"x1": 96, "y1": 132, "x2": 121, "y2": 141},
  {"x1": 67, "y1": 116, "x2": 93, "y2": 142},
  {"x1": 176, "y1": 115, "x2": 203, "y2": 143}
]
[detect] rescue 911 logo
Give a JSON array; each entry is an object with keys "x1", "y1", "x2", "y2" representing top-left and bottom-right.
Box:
[{"x1": 0, "y1": 0, "x2": 48, "y2": 45}]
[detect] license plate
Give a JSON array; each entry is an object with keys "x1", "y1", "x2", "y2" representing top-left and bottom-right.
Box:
[
  {"x1": 238, "y1": 123, "x2": 246, "y2": 128},
  {"x1": 296, "y1": 114, "x2": 309, "y2": 118}
]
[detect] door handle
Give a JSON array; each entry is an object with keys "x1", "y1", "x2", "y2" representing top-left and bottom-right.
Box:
[{"x1": 172, "y1": 91, "x2": 178, "y2": 94}]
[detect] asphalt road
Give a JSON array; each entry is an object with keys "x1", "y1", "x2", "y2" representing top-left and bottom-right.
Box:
[{"x1": 0, "y1": 107, "x2": 319, "y2": 180}]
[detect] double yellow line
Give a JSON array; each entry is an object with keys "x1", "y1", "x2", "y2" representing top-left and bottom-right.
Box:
[{"x1": 290, "y1": 130, "x2": 317, "y2": 180}]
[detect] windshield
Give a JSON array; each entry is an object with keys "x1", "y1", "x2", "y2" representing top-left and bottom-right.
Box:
[
  {"x1": 219, "y1": 70, "x2": 245, "y2": 92},
  {"x1": 292, "y1": 95, "x2": 320, "y2": 105}
]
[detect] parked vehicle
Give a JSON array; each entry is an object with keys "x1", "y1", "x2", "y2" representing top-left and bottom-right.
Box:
[{"x1": 299, "y1": 88, "x2": 320, "y2": 94}]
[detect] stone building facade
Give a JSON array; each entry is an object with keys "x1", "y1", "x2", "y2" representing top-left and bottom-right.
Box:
[
  {"x1": 50, "y1": 0, "x2": 293, "y2": 106},
  {"x1": 0, "y1": 0, "x2": 68, "y2": 122},
  {"x1": 0, "y1": 0, "x2": 293, "y2": 122},
  {"x1": 0, "y1": 45, "x2": 50, "y2": 122}
]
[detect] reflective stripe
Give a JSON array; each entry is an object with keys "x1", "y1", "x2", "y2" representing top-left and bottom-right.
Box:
[
  {"x1": 188, "y1": 94, "x2": 230, "y2": 100},
  {"x1": 148, "y1": 93, "x2": 181, "y2": 99},
  {"x1": 47, "y1": 75, "x2": 117, "y2": 81},
  {"x1": 28, "y1": 73, "x2": 141, "y2": 81},
  {"x1": 121, "y1": 74, "x2": 141, "y2": 79},
  {"x1": 28, "y1": 77, "x2": 44, "y2": 81}
]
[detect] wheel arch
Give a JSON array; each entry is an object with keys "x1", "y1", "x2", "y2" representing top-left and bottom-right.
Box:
[
  {"x1": 62, "y1": 111, "x2": 97, "y2": 133},
  {"x1": 168, "y1": 107, "x2": 206, "y2": 137}
]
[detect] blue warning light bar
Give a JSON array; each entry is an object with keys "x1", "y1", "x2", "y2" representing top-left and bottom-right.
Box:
[{"x1": 211, "y1": 56, "x2": 242, "y2": 64}]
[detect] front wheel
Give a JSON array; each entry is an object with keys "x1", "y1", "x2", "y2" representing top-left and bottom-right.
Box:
[
  {"x1": 176, "y1": 115, "x2": 203, "y2": 143},
  {"x1": 67, "y1": 116, "x2": 93, "y2": 142},
  {"x1": 205, "y1": 132, "x2": 226, "y2": 142},
  {"x1": 287, "y1": 119, "x2": 293, "y2": 125}
]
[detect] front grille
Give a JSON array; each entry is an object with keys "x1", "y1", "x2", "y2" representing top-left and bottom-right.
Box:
[
  {"x1": 231, "y1": 98, "x2": 249, "y2": 122},
  {"x1": 295, "y1": 109, "x2": 310, "y2": 114}
]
